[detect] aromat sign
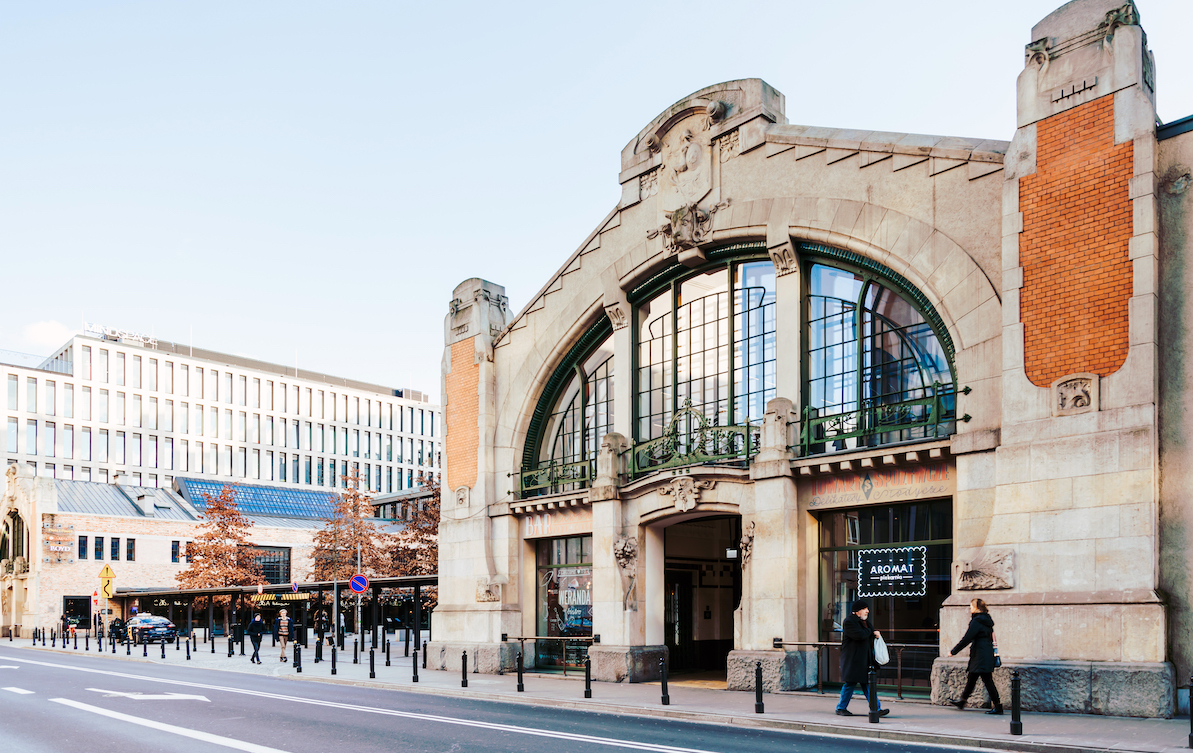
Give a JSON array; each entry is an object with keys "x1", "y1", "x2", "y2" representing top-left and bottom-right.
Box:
[
  {"x1": 857, "y1": 546, "x2": 928, "y2": 598},
  {"x1": 800, "y1": 463, "x2": 954, "y2": 509}
]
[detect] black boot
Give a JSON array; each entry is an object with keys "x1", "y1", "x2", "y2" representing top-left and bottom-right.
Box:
[
  {"x1": 951, "y1": 699, "x2": 966, "y2": 710},
  {"x1": 985, "y1": 704, "x2": 1004, "y2": 715}
]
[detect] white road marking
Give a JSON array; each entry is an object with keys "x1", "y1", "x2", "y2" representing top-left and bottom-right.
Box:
[
  {"x1": 2, "y1": 687, "x2": 33, "y2": 694},
  {"x1": 50, "y1": 698, "x2": 288, "y2": 753},
  {"x1": 5, "y1": 654, "x2": 716, "y2": 753},
  {"x1": 0, "y1": 666, "x2": 19, "y2": 669},
  {"x1": 86, "y1": 687, "x2": 210, "y2": 701}
]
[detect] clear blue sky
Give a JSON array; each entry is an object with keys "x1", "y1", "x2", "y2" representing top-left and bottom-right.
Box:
[{"x1": 3, "y1": 1, "x2": 1191, "y2": 401}]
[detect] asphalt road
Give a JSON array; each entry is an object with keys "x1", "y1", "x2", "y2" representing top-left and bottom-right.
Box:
[{"x1": 0, "y1": 647, "x2": 971, "y2": 753}]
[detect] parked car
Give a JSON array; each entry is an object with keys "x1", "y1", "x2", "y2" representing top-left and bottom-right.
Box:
[{"x1": 125, "y1": 614, "x2": 178, "y2": 644}]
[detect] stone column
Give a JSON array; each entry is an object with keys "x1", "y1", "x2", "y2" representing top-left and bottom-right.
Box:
[
  {"x1": 728, "y1": 397, "x2": 806, "y2": 691},
  {"x1": 430, "y1": 278, "x2": 519, "y2": 674}
]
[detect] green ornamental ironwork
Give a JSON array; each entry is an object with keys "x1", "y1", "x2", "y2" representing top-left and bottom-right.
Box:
[
  {"x1": 519, "y1": 458, "x2": 594, "y2": 497},
  {"x1": 629, "y1": 399, "x2": 756, "y2": 477},
  {"x1": 798, "y1": 383, "x2": 958, "y2": 456}
]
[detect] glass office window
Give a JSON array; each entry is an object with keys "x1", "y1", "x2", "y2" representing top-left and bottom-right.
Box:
[
  {"x1": 265, "y1": 450, "x2": 274, "y2": 480},
  {"x1": 26, "y1": 420, "x2": 36, "y2": 455},
  {"x1": 224, "y1": 409, "x2": 232, "y2": 440},
  {"x1": 252, "y1": 413, "x2": 260, "y2": 443},
  {"x1": 163, "y1": 400, "x2": 172, "y2": 431},
  {"x1": 97, "y1": 429, "x2": 108, "y2": 462},
  {"x1": 164, "y1": 362, "x2": 173, "y2": 393},
  {"x1": 6, "y1": 374, "x2": 16, "y2": 410},
  {"x1": 81, "y1": 427, "x2": 91, "y2": 461},
  {"x1": 251, "y1": 448, "x2": 260, "y2": 479},
  {"x1": 194, "y1": 404, "x2": 203, "y2": 436},
  {"x1": 6, "y1": 417, "x2": 16, "y2": 453},
  {"x1": 63, "y1": 424, "x2": 73, "y2": 459},
  {"x1": 131, "y1": 394, "x2": 141, "y2": 427},
  {"x1": 237, "y1": 375, "x2": 246, "y2": 406},
  {"x1": 82, "y1": 346, "x2": 92, "y2": 380},
  {"x1": 44, "y1": 422, "x2": 55, "y2": 457},
  {"x1": 45, "y1": 380, "x2": 55, "y2": 416},
  {"x1": 180, "y1": 364, "x2": 189, "y2": 396},
  {"x1": 252, "y1": 378, "x2": 260, "y2": 409},
  {"x1": 115, "y1": 352, "x2": 125, "y2": 386},
  {"x1": 148, "y1": 359, "x2": 157, "y2": 391},
  {"x1": 147, "y1": 397, "x2": 157, "y2": 429},
  {"x1": 98, "y1": 349, "x2": 108, "y2": 382},
  {"x1": 223, "y1": 372, "x2": 233, "y2": 404},
  {"x1": 114, "y1": 431, "x2": 125, "y2": 464},
  {"x1": 111, "y1": 537, "x2": 120, "y2": 561},
  {"x1": 146, "y1": 435, "x2": 156, "y2": 467},
  {"x1": 266, "y1": 381, "x2": 274, "y2": 410},
  {"x1": 98, "y1": 389, "x2": 109, "y2": 422},
  {"x1": 78, "y1": 535, "x2": 88, "y2": 560},
  {"x1": 130, "y1": 355, "x2": 141, "y2": 389},
  {"x1": 180, "y1": 440, "x2": 189, "y2": 472},
  {"x1": 94, "y1": 536, "x2": 104, "y2": 560},
  {"x1": 81, "y1": 386, "x2": 90, "y2": 420},
  {"x1": 238, "y1": 412, "x2": 246, "y2": 442},
  {"x1": 115, "y1": 392, "x2": 125, "y2": 425},
  {"x1": 164, "y1": 438, "x2": 173, "y2": 470},
  {"x1": 64, "y1": 383, "x2": 73, "y2": 418},
  {"x1": 208, "y1": 406, "x2": 218, "y2": 436},
  {"x1": 26, "y1": 378, "x2": 36, "y2": 413},
  {"x1": 126, "y1": 538, "x2": 135, "y2": 562},
  {"x1": 237, "y1": 447, "x2": 246, "y2": 477},
  {"x1": 171, "y1": 541, "x2": 180, "y2": 564}
]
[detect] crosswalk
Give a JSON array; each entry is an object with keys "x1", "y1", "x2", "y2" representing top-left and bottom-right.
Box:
[{"x1": 2, "y1": 687, "x2": 34, "y2": 694}]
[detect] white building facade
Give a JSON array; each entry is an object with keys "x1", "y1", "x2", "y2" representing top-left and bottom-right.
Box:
[{"x1": 3, "y1": 328, "x2": 441, "y2": 494}]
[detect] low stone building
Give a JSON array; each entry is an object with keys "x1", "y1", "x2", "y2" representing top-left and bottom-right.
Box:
[{"x1": 429, "y1": 0, "x2": 1193, "y2": 717}]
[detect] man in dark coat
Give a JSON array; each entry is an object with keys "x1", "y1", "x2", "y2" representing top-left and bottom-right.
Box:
[
  {"x1": 836, "y1": 600, "x2": 889, "y2": 716},
  {"x1": 948, "y1": 598, "x2": 1002, "y2": 713}
]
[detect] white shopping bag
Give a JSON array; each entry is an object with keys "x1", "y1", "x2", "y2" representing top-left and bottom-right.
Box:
[{"x1": 873, "y1": 635, "x2": 890, "y2": 665}]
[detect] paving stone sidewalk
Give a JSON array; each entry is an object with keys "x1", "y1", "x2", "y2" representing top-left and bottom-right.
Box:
[{"x1": 15, "y1": 636, "x2": 1193, "y2": 753}]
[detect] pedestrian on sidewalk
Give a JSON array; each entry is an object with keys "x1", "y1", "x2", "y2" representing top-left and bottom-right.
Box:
[
  {"x1": 315, "y1": 610, "x2": 328, "y2": 647},
  {"x1": 836, "y1": 600, "x2": 889, "y2": 717},
  {"x1": 246, "y1": 613, "x2": 266, "y2": 665},
  {"x1": 948, "y1": 598, "x2": 1003, "y2": 715},
  {"x1": 275, "y1": 609, "x2": 293, "y2": 662}
]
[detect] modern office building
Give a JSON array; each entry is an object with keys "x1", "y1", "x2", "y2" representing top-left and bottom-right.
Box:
[
  {"x1": 431, "y1": 0, "x2": 1193, "y2": 717},
  {"x1": 2, "y1": 325, "x2": 441, "y2": 494}
]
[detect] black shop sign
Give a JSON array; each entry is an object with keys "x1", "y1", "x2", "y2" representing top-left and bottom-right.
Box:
[{"x1": 857, "y1": 546, "x2": 927, "y2": 598}]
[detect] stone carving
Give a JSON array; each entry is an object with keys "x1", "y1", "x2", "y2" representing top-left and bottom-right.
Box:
[
  {"x1": 614, "y1": 535, "x2": 638, "y2": 611},
  {"x1": 604, "y1": 302, "x2": 628, "y2": 331},
  {"x1": 643, "y1": 132, "x2": 662, "y2": 153},
  {"x1": 0, "y1": 559, "x2": 12, "y2": 576},
  {"x1": 659, "y1": 476, "x2": 715, "y2": 512},
  {"x1": 639, "y1": 169, "x2": 659, "y2": 200},
  {"x1": 1052, "y1": 373, "x2": 1099, "y2": 416},
  {"x1": 768, "y1": 242, "x2": 797, "y2": 276},
  {"x1": 740, "y1": 521, "x2": 755, "y2": 568},
  {"x1": 651, "y1": 203, "x2": 712, "y2": 255},
  {"x1": 957, "y1": 548, "x2": 1014, "y2": 591},
  {"x1": 14, "y1": 556, "x2": 28, "y2": 575},
  {"x1": 1101, "y1": 2, "x2": 1139, "y2": 46},
  {"x1": 716, "y1": 130, "x2": 739, "y2": 163},
  {"x1": 1025, "y1": 37, "x2": 1052, "y2": 75},
  {"x1": 659, "y1": 118, "x2": 712, "y2": 207},
  {"x1": 476, "y1": 579, "x2": 500, "y2": 603},
  {"x1": 454, "y1": 486, "x2": 470, "y2": 507},
  {"x1": 705, "y1": 100, "x2": 728, "y2": 123}
]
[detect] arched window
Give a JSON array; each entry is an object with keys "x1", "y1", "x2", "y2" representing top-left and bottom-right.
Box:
[
  {"x1": 632, "y1": 256, "x2": 775, "y2": 474},
  {"x1": 802, "y1": 260, "x2": 955, "y2": 455},
  {"x1": 520, "y1": 329, "x2": 614, "y2": 497}
]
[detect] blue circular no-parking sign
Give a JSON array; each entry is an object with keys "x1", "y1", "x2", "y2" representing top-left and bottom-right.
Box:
[{"x1": 349, "y1": 574, "x2": 369, "y2": 593}]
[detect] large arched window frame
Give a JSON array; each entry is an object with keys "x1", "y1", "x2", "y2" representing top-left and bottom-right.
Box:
[
  {"x1": 799, "y1": 246, "x2": 957, "y2": 456},
  {"x1": 520, "y1": 321, "x2": 614, "y2": 497}
]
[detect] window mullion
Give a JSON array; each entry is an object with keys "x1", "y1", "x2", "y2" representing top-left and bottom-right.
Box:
[
  {"x1": 670, "y1": 280, "x2": 678, "y2": 426},
  {"x1": 727, "y1": 263, "x2": 735, "y2": 425}
]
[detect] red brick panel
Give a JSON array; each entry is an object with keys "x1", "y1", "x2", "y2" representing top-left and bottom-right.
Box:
[
  {"x1": 445, "y1": 338, "x2": 479, "y2": 492},
  {"x1": 1019, "y1": 94, "x2": 1133, "y2": 387}
]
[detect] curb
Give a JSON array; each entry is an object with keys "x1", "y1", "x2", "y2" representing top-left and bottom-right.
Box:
[{"x1": 12, "y1": 645, "x2": 1173, "y2": 753}]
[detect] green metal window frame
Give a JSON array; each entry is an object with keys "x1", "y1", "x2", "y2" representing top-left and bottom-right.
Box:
[{"x1": 799, "y1": 244, "x2": 959, "y2": 457}]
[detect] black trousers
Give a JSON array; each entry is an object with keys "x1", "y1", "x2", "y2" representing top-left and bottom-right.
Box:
[
  {"x1": 961, "y1": 671, "x2": 1001, "y2": 706},
  {"x1": 250, "y1": 637, "x2": 262, "y2": 663}
]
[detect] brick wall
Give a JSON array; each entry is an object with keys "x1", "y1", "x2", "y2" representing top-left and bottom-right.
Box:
[
  {"x1": 445, "y1": 338, "x2": 479, "y2": 492},
  {"x1": 1020, "y1": 94, "x2": 1134, "y2": 386}
]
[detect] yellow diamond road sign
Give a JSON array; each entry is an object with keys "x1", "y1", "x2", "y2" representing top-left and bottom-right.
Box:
[{"x1": 98, "y1": 565, "x2": 115, "y2": 579}]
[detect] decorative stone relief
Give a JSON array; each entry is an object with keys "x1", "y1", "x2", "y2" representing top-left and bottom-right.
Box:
[
  {"x1": 1025, "y1": 37, "x2": 1051, "y2": 74},
  {"x1": 1051, "y1": 373, "x2": 1099, "y2": 416},
  {"x1": 650, "y1": 203, "x2": 712, "y2": 256},
  {"x1": 705, "y1": 99, "x2": 728, "y2": 123},
  {"x1": 614, "y1": 535, "x2": 638, "y2": 611},
  {"x1": 739, "y1": 521, "x2": 755, "y2": 568},
  {"x1": 957, "y1": 548, "x2": 1014, "y2": 591},
  {"x1": 476, "y1": 579, "x2": 500, "y2": 603},
  {"x1": 639, "y1": 169, "x2": 659, "y2": 201},
  {"x1": 604, "y1": 302, "x2": 628, "y2": 330},
  {"x1": 1100, "y1": 2, "x2": 1139, "y2": 46},
  {"x1": 716, "y1": 130, "x2": 739, "y2": 163},
  {"x1": 454, "y1": 486, "x2": 470, "y2": 507},
  {"x1": 658, "y1": 476, "x2": 715, "y2": 512},
  {"x1": 767, "y1": 242, "x2": 797, "y2": 276}
]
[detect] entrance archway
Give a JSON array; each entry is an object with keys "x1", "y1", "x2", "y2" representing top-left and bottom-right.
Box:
[{"x1": 662, "y1": 515, "x2": 741, "y2": 676}]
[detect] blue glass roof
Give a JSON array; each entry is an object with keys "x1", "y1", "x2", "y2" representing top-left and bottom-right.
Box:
[{"x1": 176, "y1": 478, "x2": 338, "y2": 520}]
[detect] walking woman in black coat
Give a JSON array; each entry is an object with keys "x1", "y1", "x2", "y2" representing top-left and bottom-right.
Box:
[{"x1": 949, "y1": 598, "x2": 1003, "y2": 714}]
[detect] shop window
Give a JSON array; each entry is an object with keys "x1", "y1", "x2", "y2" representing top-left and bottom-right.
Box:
[
  {"x1": 535, "y1": 535, "x2": 593, "y2": 669},
  {"x1": 78, "y1": 535, "x2": 88, "y2": 560}
]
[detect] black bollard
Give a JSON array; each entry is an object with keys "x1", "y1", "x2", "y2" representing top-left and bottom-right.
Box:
[
  {"x1": 315, "y1": 641, "x2": 322, "y2": 664},
  {"x1": 51, "y1": 629, "x2": 55, "y2": 647},
  {"x1": 294, "y1": 644, "x2": 301, "y2": 674},
  {"x1": 461, "y1": 651, "x2": 468, "y2": 688},
  {"x1": 240, "y1": 631, "x2": 245, "y2": 656},
  {"x1": 354, "y1": 638, "x2": 359, "y2": 665},
  {"x1": 412, "y1": 649, "x2": 419, "y2": 683},
  {"x1": 369, "y1": 648, "x2": 375, "y2": 679},
  {"x1": 867, "y1": 668, "x2": 880, "y2": 724},
  {"x1": 143, "y1": 635, "x2": 148, "y2": 658},
  {"x1": 85, "y1": 633, "x2": 89, "y2": 651},
  {"x1": 176, "y1": 634, "x2": 180, "y2": 651},
  {"x1": 404, "y1": 628, "x2": 410, "y2": 657},
  {"x1": 331, "y1": 645, "x2": 337, "y2": 675},
  {"x1": 210, "y1": 632, "x2": 215, "y2": 653},
  {"x1": 1010, "y1": 670, "x2": 1023, "y2": 736},
  {"x1": 422, "y1": 641, "x2": 427, "y2": 669},
  {"x1": 74, "y1": 631, "x2": 78, "y2": 650},
  {"x1": 386, "y1": 640, "x2": 391, "y2": 667},
  {"x1": 660, "y1": 657, "x2": 670, "y2": 706},
  {"x1": 516, "y1": 651, "x2": 524, "y2": 692},
  {"x1": 584, "y1": 656, "x2": 592, "y2": 699},
  {"x1": 228, "y1": 637, "x2": 233, "y2": 657},
  {"x1": 161, "y1": 639, "x2": 166, "y2": 659},
  {"x1": 186, "y1": 639, "x2": 191, "y2": 661},
  {"x1": 755, "y1": 661, "x2": 764, "y2": 713},
  {"x1": 126, "y1": 635, "x2": 131, "y2": 655}
]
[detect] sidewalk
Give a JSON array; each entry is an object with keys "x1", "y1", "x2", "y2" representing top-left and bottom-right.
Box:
[{"x1": 14, "y1": 636, "x2": 1193, "y2": 753}]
